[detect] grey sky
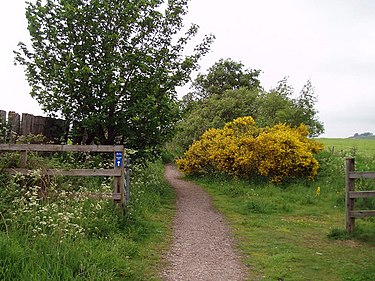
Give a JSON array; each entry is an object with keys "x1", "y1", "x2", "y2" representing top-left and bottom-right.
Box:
[{"x1": 1, "y1": 0, "x2": 375, "y2": 137}]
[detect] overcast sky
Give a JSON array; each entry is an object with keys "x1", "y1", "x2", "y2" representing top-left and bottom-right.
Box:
[{"x1": 1, "y1": 0, "x2": 375, "y2": 138}]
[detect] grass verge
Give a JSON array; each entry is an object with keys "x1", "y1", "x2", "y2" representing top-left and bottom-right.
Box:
[
  {"x1": 0, "y1": 160, "x2": 175, "y2": 281},
  {"x1": 189, "y1": 168, "x2": 375, "y2": 280}
]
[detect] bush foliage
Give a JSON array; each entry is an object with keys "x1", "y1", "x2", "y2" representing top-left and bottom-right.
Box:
[{"x1": 176, "y1": 116, "x2": 323, "y2": 183}]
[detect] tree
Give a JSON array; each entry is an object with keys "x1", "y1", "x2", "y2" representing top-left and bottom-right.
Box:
[
  {"x1": 351, "y1": 132, "x2": 374, "y2": 138},
  {"x1": 14, "y1": 0, "x2": 214, "y2": 160},
  {"x1": 255, "y1": 90, "x2": 295, "y2": 128},
  {"x1": 174, "y1": 88, "x2": 260, "y2": 151},
  {"x1": 256, "y1": 78, "x2": 324, "y2": 137},
  {"x1": 172, "y1": 78, "x2": 324, "y2": 152},
  {"x1": 293, "y1": 80, "x2": 324, "y2": 137},
  {"x1": 190, "y1": 58, "x2": 261, "y2": 99}
]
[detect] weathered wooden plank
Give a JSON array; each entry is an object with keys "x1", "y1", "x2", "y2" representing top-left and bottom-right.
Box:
[
  {"x1": 0, "y1": 144, "x2": 124, "y2": 152},
  {"x1": 350, "y1": 210, "x2": 375, "y2": 218},
  {"x1": 32, "y1": 116, "x2": 46, "y2": 135},
  {"x1": 21, "y1": 113, "x2": 34, "y2": 135},
  {"x1": 8, "y1": 111, "x2": 20, "y2": 135},
  {"x1": 348, "y1": 171, "x2": 375, "y2": 179},
  {"x1": 349, "y1": 191, "x2": 375, "y2": 199},
  {"x1": 4, "y1": 168, "x2": 121, "y2": 177},
  {"x1": 0, "y1": 110, "x2": 6, "y2": 125}
]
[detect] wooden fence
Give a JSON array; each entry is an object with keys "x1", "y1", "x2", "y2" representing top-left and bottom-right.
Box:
[
  {"x1": 0, "y1": 110, "x2": 68, "y2": 142},
  {"x1": 0, "y1": 144, "x2": 129, "y2": 208},
  {"x1": 345, "y1": 158, "x2": 375, "y2": 233}
]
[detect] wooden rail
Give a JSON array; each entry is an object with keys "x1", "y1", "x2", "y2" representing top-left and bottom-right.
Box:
[
  {"x1": 345, "y1": 158, "x2": 375, "y2": 233},
  {"x1": 0, "y1": 144, "x2": 128, "y2": 207},
  {"x1": 0, "y1": 144, "x2": 124, "y2": 152}
]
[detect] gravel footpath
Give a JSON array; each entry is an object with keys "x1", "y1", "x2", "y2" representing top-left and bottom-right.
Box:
[{"x1": 161, "y1": 164, "x2": 248, "y2": 281}]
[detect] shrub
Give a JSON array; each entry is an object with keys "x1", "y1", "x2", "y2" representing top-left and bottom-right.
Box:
[{"x1": 176, "y1": 116, "x2": 323, "y2": 183}]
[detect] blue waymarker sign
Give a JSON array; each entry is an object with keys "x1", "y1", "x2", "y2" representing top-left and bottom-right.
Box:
[{"x1": 115, "y1": 152, "x2": 123, "y2": 167}]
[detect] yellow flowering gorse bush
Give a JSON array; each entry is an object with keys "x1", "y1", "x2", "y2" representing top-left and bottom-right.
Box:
[{"x1": 176, "y1": 116, "x2": 323, "y2": 183}]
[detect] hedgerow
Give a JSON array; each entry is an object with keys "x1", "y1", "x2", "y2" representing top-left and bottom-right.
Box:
[{"x1": 176, "y1": 116, "x2": 323, "y2": 183}]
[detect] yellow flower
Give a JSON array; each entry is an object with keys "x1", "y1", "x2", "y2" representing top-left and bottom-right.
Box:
[
  {"x1": 315, "y1": 186, "x2": 321, "y2": 197},
  {"x1": 176, "y1": 116, "x2": 323, "y2": 183}
]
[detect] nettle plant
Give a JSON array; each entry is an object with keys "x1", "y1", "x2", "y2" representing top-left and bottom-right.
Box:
[{"x1": 177, "y1": 116, "x2": 324, "y2": 183}]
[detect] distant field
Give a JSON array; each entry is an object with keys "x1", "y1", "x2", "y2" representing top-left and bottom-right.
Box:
[{"x1": 317, "y1": 138, "x2": 375, "y2": 157}]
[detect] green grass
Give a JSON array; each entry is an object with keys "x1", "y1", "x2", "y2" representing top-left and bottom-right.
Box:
[
  {"x1": 185, "y1": 144, "x2": 375, "y2": 281},
  {"x1": 0, "y1": 159, "x2": 175, "y2": 281},
  {"x1": 4, "y1": 139, "x2": 374, "y2": 280},
  {"x1": 191, "y1": 175, "x2": 375, "y2": 281},
  {"x1": 317, "y1": 138, "x2": 375, "y2": 157}
]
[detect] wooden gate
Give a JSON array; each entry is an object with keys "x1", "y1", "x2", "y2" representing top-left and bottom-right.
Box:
[
  {"x1": 0, "y1": 144, "x2": 129, "y2": 208},
  {"x1": 345, "y1": 158, "x2": 375, "y2": 233}
]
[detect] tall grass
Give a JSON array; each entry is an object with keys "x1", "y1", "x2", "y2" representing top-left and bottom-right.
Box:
[
  {"x1": 0, "y1": 153, "x2": 174, "y2": 281},
  {"x1": 188, "y1": 142, "x2": 375, "y2": 281}
]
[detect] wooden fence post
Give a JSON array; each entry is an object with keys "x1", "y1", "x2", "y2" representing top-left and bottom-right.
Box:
[
  {"x1": 125, "y1": 158, "x2": 130, "y2": 205},
  {"x1": 113, "y1": 147, "x2": 125, "y2": 206},
  {"x1": 8, "y1": 112, "x2": 20, "y2": 143},
  {"x1": 345, "y1": 158, "x2": 356, "y2": 233},
  {"x1": 21, "y1": 113, "x2": 34, "y2": 136},
  {"x1": 0, "y1": 110, "x2": 6, "y2": 126},
  {"x1": 32, "y1": 116, "x2": 46, "y2": 135},
  {"x1": 20, "y1": 150, "x2": 28, "y2": 168}
]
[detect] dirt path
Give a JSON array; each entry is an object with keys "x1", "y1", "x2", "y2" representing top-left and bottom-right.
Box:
[{"x1": 161, "y1": 164, "x2": 247, "y2": 281}]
